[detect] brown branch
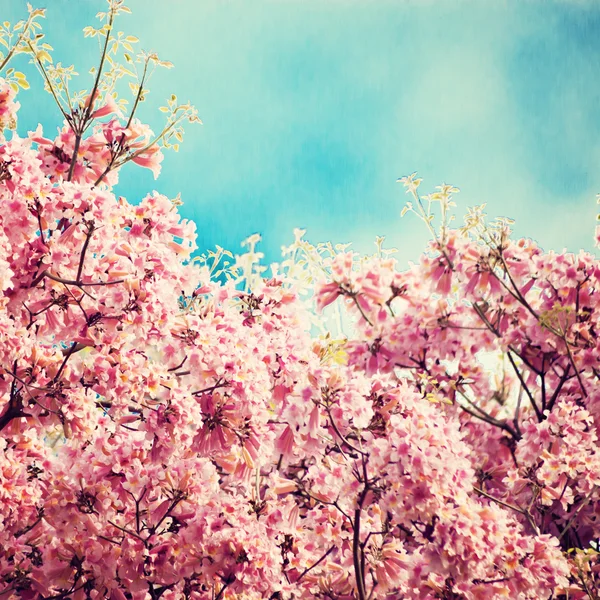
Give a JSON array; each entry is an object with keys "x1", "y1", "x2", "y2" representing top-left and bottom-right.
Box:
[
  {"x1": 562, "y1": 335, "x2": 587, "y2": 398},
  {"x1": 558, "y1": 486, "x2": 598, "y2": 542},
  {"x1": 506, "y1": 351, "x2": 543, "y2": 422},
  {"x1": 43, "y1": 270, "x2": 125, "y2": 288},
  {"x1": 68, "y1": 5, "x2": 115, "y2": 181},
  {"x1": 295, "y1": 545, "x2": 336, "y2": 583},
  {"x1": 94, "y1": 58, "x2": 151, "y2": 187},
  {"x1": 76, "y1": 222, "x2": 95, "y2": 281},
  {"x1": 547, "y1": 365, "x2": 571, "y2": 413},
  {"x1": 0, "y1": 10, "x2": 38, "y2": 73},
  {"x1": 454, "y1": 387, "x2": 519, "y2": 440},
  {"x1": 325, "y1": 406, "x2": 366, "y2": 455},
  {"x1": 353, "y1": 455, "x2": 370, "y2": 600},
  {"x1": 496, "y1": 255, "x2": 539, "y2": 321},
  {"x1": 474, "y1": 486, "x2": 539, "y2": 535},
  {"x1": 168, "y1": 356, "x2": 188, "y2": 372},
  {"x1": 214, "y1": 579, "x2": 231, "y2": 600},
  {"x1": 191, "y1": 379, "x2": 229, "y2": 397},
  {"x1": 14, "y1": 508, "x2": 44, "y2": 538},
  {"x1": 472, "y1": 301, "x2": 501, "y2": 337},
  {"x1": 107, "y1": 519, "x2": 146, "y2": 544},
  {"x1": 351, "y1": 294, "x2": 373, "y2": 327},
  {"x1": 34, "y1": 200, "x2": 47, "y2": 246},
  {"x1": 148, "y1": 493, "x2": 184, "y2": 537},
  {"x1": 53, "y1": 341, "x2": 78, "y2": 383},
  {"x1": 0, "y1": 361, "x2": 28, "y2": 431}
]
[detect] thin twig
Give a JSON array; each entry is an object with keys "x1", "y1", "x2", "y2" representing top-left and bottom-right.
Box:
[{"x1": 295, "y1": 545, "x2": 336, "y2": 582}]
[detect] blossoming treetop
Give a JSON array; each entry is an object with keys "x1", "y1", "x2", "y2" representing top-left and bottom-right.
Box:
[{"x1": 1, "y1": 2, "x2": 599, "y2": 599}]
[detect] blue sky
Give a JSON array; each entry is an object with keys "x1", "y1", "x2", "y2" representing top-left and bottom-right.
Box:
[{"x1": 4, "y1": 0, "x2": 600, "y2": 267}]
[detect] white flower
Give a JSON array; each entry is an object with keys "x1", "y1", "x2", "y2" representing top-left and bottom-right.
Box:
[{"x1": 397, "y1": 171, "x2": 422, "y2": 194}]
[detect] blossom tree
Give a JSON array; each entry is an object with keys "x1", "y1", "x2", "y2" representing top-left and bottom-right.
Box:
[{"x1": 0, "y1": 2, "x2": 599, "y2": 599}]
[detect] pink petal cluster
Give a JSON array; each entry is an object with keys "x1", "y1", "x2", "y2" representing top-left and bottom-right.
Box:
[
  {"x1": 0, "y1": 78, "x2": 19, "y2": 131},
  {"x1": 32, "y1": 116, "x2": 162, "y2": 187}
]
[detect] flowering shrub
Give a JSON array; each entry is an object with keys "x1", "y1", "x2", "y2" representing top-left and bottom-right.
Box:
[{"x1": 0, "y1": 2, "x2": 599, "y2": 599}]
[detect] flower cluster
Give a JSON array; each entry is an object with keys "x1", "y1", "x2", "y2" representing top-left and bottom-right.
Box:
[
  {"x1": 0, "y1": 79, "x2": 19, "y2": 131},
  {"x1": 33, "y1": 114, "x2": 162, "y2": 187}
]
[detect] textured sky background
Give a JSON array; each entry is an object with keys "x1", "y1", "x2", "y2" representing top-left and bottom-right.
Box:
[{"x1": 5, "y1": 0, "x2": 600, "y2": 267}]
